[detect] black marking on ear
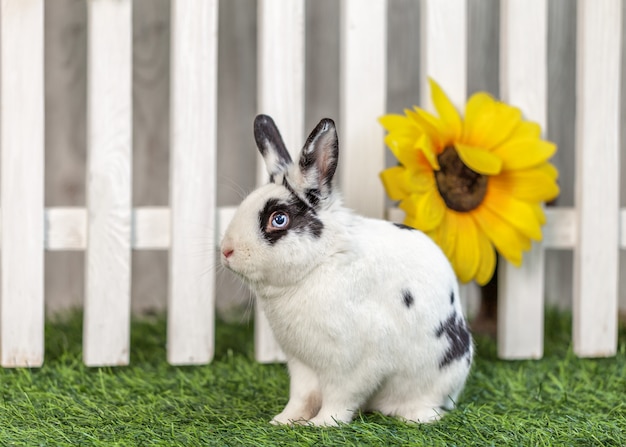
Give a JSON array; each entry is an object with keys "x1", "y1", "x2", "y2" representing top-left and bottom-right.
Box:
[
  {"x1": 450, "y1": 291, "x2": 455, "y2": 305},
  {"x1": 254, "y1": 115, "x2": 293, "y2": 177},
  {"x1": 393, "y1": 223, "x2": 416, "y2": 231},
  {"x1": 402, "y1": 290, "x2": 414, "y2": 308},
  {"x1": 258, "y1": 197, "x2": 323, "y2": 245},
  {"x1": 435, "y1": 313, "x2": 472, "y2": 369}
]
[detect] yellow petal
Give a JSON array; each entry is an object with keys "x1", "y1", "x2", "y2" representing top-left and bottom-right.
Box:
[
  {"x1": 379, "y1": 114, "x2": 415, "y2": 133},
  {"x1": 380, "y1": 166, "x2": 410, "y2": 201},
  {"x1": 484, "y1": 187, "x2": 543, "y2": 241},
  {"x1": 415, "y1": 134, "x2": 441, "y2": 170},
  {"x1": 462, "y1": 93, "x2": 495, "y2": 144},
  {"x1": 437, "y1": 211, "x2": 457, "y2": 261},
  {"x1": 415, "y1": 188, "x2": 446, "y2": 231},
  {"x1": 405, "y1": 108, "x2": 445, "y2": 150},
  {"x1": 408, "y1": 163, "x2": 437, "y2": 192},
  {"x1": 492, "y1": 139, "x2": 557, "y2": 171},
  {"x1": 472, "y1": 205, "x2": 530, "y2": 266},
  {"x1": 463, "y1": 93, "x2": 522, "y2": 150},
  {"x1": 381, "y1": 114, "x2": 424, "y2": 171},
  {"x1": 508, "y1": 120, "x2": 541, "y2": 141},
  {"x1": 385, "y1": 135, "x2": 422, "y2": 171},
  {"x1": 529, "y1": 203, "x2": 546, "y2": 225},
  {"x1": 455, "y1": 143, "x2": 503, "y2": 175},
  {"x1": 473, "y1": 224, "x2": 496, "y2": 285},
  {"x1": 489, "y1": 164, "x2": 560, "y2": 202},
  {"x1": 538, "y1": 162, "x2": 559, "y2": 180},
  {"x1": 424, "y1": 211, "x2": 456, "y2": 262},
  {"x1": 452, "y1": 212, "x2": 480, "y2": 283},
  {"x1": 400, "y1": 187, "x2": 444, "y2": 232},
  {"x1": 399, "y1": 194, "x2": 419, "y2": 216},
  {"x1": 429, "y1": 78, "x2": 462, "y2": 142},
  {"x1": 382, "y1": 156, "x2": 435, "y2": 201}
]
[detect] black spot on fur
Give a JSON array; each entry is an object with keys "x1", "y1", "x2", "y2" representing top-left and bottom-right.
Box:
[
  {"x1": 393, "y1": 223, "x2": 416, "y2": 231},
  {"x1": 258, "y1": 197, "x2": 323, "y2": 245},
  {"x1": 402, "y1": 290, "x2": 414, "y2": 308},
  {"x1": 450, "y1": 291, "x2": 455, "y2": 305},
  {"x1": 435, "y1": 313, "x2": 472, "y2": 369}
]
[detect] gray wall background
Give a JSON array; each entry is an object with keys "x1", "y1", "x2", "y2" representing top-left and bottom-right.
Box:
[{"x1": 43, "y1": 0, "x2": 625, "y2": 317}]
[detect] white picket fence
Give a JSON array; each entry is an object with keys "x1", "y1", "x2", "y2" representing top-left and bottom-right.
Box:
[{"x1": 0, "y1": 0, "x2": 622, "y2": 368}]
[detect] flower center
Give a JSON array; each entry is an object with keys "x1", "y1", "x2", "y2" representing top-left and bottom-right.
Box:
[{"x1": 434, "y1": 146, "x2": 487, "y2": 212}]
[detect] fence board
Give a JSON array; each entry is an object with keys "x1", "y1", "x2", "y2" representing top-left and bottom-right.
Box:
[
  {"x1": 46, "y1": 208, "x2": 87, "y2": 250},
  {"x1": 497, "y1": 0, "x2": 547, "y2": 359},
  {"x1": 257, "y1": 0, "x2": 305, "y2": 184},
  {"x1": 254, "y1": 0, "x2": 305, "y2": 363},
  {"x1": 84, "y1": 0, "x2": 133, "y2": 366},
  {"x1": 543, "y1": 208, "x2": 576, "y2": 249},
  {"x1": 168, "y1": 0, "x2": 218, "y2": 365},
  {"x1": 421, "y1": 0, "x2": 467, "y2": 111},
  {"x1": 573, "y1": 0, "x2": 621, "y2": 357},
  {"x1": 621, "y1": 209, "x2": 626, "y2": 249},
  {"x1": 133, "y1": 208, "x2": 170, "y2": 250},
  {"x1": 339, "y1": 0, "x2": 387, "y2": 219},
  {"x1": 0, "y1": 0, "x2": 45, "y2": 367}
]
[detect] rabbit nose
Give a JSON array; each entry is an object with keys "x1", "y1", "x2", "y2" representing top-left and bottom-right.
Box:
[{"x1": 222, "y1": 247, "x2": 234, "y2": 259}]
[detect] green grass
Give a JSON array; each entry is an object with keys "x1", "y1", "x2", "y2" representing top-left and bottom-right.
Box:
[{"x1": 0, "y1": 311, "x2": 624, "y2": 446}]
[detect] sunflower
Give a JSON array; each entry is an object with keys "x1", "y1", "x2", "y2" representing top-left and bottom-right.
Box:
[{"x1": 380, "y1": 79, "x2": 559, "y2": 285}]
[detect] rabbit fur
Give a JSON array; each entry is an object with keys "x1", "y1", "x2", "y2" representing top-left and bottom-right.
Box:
[{"x1": 220, "y1": 115, "x2": 473, "y2": 426}]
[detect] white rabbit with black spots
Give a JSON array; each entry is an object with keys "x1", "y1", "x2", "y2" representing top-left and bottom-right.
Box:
[{"x1": 221, "y1": 115, "x2": 473, "y2": 426}]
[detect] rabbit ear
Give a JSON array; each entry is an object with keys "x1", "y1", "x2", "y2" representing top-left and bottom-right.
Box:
[
  {"x1": 254, "y1": 115, "x2": 293, "y2": 181},
  {"x1": 298, "y1": 118, "x2": 339, "y2": 204}
]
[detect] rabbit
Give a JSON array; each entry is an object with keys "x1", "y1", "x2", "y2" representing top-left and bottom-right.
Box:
[{"x1": 220, "y1": 114, "x2": 473, "y2": 426}]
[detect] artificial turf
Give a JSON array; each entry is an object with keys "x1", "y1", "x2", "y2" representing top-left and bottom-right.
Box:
[{"x1": 0, "y1": 310, "x2": 624, "y2": 446}]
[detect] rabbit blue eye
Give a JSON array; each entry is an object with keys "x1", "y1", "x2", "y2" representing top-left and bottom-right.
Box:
[{"x1": 270, "y1": 212, "x2": 289, "y2": 229}]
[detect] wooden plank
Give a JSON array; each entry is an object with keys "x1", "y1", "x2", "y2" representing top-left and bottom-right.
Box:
[
  {"x1": 84, "y1": 0, "x2": 132, "y2": 366},
  {"x1": 257, "y1": 0, "x2": 304, "y2": 181},
  {"x1": 0, "y1": 206, "x2": 222, "y2": 252},
  {"x1": 133, "y1": 208, "x2": 170, "y2": 250},
  {"x1": 254, "y1": 0, "x2": 305, "y2": 363},
  {"x1": 497, "y1": 0, "x2": 548, "y2": 359},
  {"x1": 573, "y1": 0, "x2": 621, "y2": 357},
  {"x1": 46, "y1": 208, "x2": 87, "y2": 250},
  {"x1": 621, "y1": 208, "x2": 626, "y2": 249},
  {"x1": 168, "y1": 0, "x2": 218, "y2": 365},
  {"x1": 544, "y1": 208, "x2": 576, "y2": 249},
  {"x1": 421, "y1": 0, "x2": 467, "y2": 111},
  {"x1": 0, "y1": 0, "x2": 45, "y2": 367},
  {"x1": 339, "y1": 0, "x2": 387, "y2": 219}
]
